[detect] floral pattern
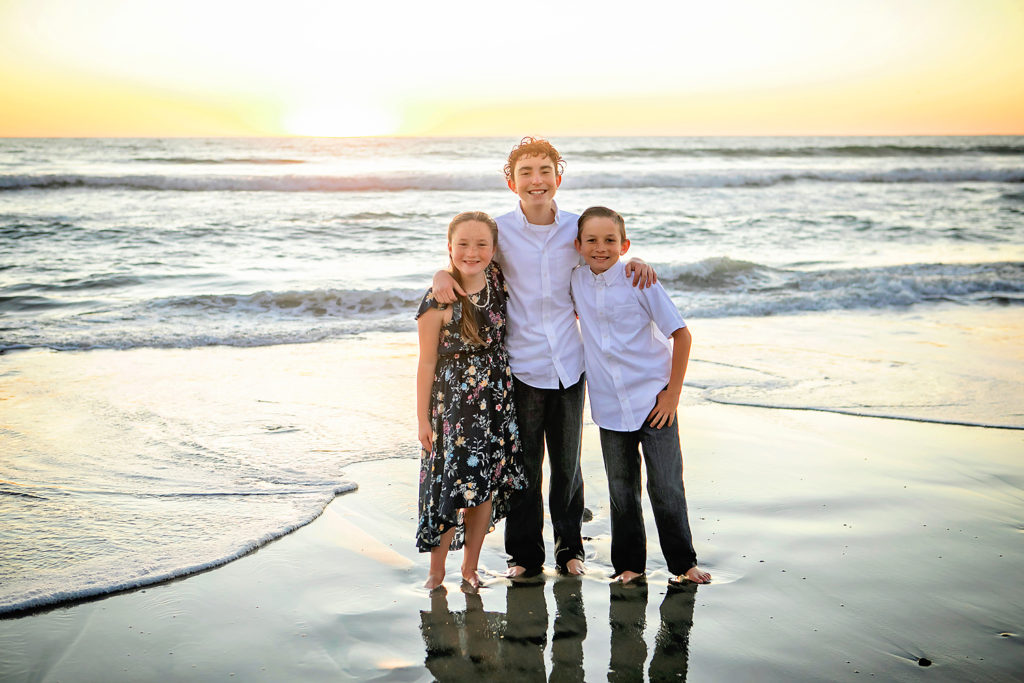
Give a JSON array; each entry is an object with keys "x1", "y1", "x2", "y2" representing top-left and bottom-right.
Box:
[{"x1": 415, "y1": 264, "x2": 526, "y2": 552}]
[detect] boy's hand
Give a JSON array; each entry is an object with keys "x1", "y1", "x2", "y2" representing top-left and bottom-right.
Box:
[
  {"x1": 625, "y1": 259, "x2": 657, "y2": 288},
  {"x1": 432, "y1": 270, "x2": 466, "y2": 304},
  {"x1": 418, "y1": 422, "x2": 434, "y2": 454},
  {"x1": 647, "y1": 388, "x2": 680, "y2": 429}
]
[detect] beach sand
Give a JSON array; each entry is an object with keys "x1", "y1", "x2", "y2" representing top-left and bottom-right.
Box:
[{"x1": 1, "y1": 338, "x2": 1023, "y2": 682}]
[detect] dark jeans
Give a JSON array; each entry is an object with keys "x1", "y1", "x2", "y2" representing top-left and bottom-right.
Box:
[
  {"x1": 599, "y1": 417, "x2": 697, "y2": 576},
  {"x1": 504, "y1": 374, "x2": 586, "y2": 571}
]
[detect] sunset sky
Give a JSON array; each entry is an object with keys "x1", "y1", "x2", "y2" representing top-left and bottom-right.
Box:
[{"x1": 1, "y1": 0, "x2": 1022, "y2": 137}]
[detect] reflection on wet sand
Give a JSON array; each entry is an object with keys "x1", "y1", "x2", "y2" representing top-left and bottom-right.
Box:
[
  {"x1": 419, "y1": 579, "x2": 696, "y2": 681},
  {"x1": 649, "y1": 583, "x2": 696, "y2": 681},
  {"x1": 501, "y1": 582, "x2": 548, "y2": 677},
  {"x1": 552, "y1": 578, "x2": 587, "y2": 682},
  {"x1": 610, "y1": 581, "x2": 648, "y2": 682},
  {"x1": 419, "y1": 589, "x2": 503, "y2": 679}
]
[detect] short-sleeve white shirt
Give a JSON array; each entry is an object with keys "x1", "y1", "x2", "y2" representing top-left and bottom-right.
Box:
[
  {"x1": 570, "y1": 260, "x2": 687, "y2": 432},
  {"x1": 494, "y1": 202, "x2": 585, "y2": 389}
]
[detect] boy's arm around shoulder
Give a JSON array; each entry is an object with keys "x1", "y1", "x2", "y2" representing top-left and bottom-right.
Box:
[
  {"x1": 431, "y1": 269, "x2": 465, "y2": 304},
  {"x1": 624, "y1": 257, "x2": 657, "y2": 289},
  {"x1": 648, "y1": 325, "x2": 692, "y2": 429},
  {"x1": 568, "y1": 264, "x2": 584, "y2": 316}
]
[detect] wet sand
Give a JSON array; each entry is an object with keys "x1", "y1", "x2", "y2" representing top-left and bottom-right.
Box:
[{"x1": 2, "y1": 387, "x2": 1022, "y2": 681}]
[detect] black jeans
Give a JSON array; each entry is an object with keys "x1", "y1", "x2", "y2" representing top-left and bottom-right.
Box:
[
  {"x1": 599, "y1": 417, "x2": 697, "y2": 576},
  {"x1": 504, "y1": 374, "x2": 586, "y2": 571}
]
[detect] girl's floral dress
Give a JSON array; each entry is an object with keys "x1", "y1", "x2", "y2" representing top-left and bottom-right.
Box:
[{"x1": 415, "y1": 263, "x2": 526, "y2": 552}]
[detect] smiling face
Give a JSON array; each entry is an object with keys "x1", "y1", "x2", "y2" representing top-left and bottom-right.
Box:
[
  {"x1": 575, "y1": 215, "x2": 630, "y2": 274},
  {"x1": 448, "y1": 219, "x2": 496, "y2": 280},
  {"x1": 507, "y1": 153, "x2": 562, "y2": 216}
]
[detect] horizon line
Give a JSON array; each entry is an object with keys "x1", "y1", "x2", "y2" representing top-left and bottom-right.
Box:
[{"x1": 3, "y1": 132, "x2": 1023, "y2": 140}]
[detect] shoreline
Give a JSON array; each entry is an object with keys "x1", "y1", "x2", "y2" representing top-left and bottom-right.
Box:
[
  {"x1": 2, "y1": 400, "x2": 1022, "y2": 681},
  {"x1": 0, "y1": 482, "x2": 360, "y2": 620},
  {"x1": 2, "y1": 395, "x2": 1019, "y2": 621},
  {"x1": 703, "y1": 397, "x2": 1024, "y2": 431}
]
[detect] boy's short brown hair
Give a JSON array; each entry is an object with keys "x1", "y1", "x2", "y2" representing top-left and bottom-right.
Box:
[
  {"x1": 503, "y1": 136, "x2": 565, "y2": 181},
  {"x1": 577, "y1": 206, "x2": 627, "y2": 242}
]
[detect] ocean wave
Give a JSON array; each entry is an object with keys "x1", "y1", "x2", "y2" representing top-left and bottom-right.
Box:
[
  {"x1": 0, "y1": 326, "x2": 335, "y2": 353},
  {"x1": 671, "y1": 260, "x2": 1024, "y2": 317},
  {"x1": 0, "y1": 295, "x2": 67, "y2": 312},
  {"x1": 656, "y1": 256, "x2": 779, "y2": 289},
  {"x1": 573, "y1": 143, "x2": 1024, "y2": 159},
  {"x1": 0, "y1": 172, "x2": 495, "y2": 193},
  {"x1": 3, "y1": 166, "x2": 1023, "y2": 194},
  {"x1": 566, "y1": 168, "x2": 1024, "y2": 190},
  {"x1": 133, "y1": 157, "x2": 306, "y2": 165},
  {"x1": 3, "y1": 262, "x2": 1021, "y2": 353},
  {"x1": 150, "y1": 287, "x2": 423, "y2": 318},
  {"x1": 0, "y1": 481, "x2": 357, "y2": 616}
]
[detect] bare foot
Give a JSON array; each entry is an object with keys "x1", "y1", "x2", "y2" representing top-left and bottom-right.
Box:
[
  {"x1": 424, "y1": 572, "x2": 445, "y2": 590},
  {"x1": 461, "y1": 570, "x2": 481, "y2": 589},
  {"x1": 565, "y1": 558, "x2": 585, "y2": 576},
  {"x1": 678, "y1": 566, "x2": 712, "y2": 584},
  {"x1": 505, "y1": 565, "x2": 528, "y2": 578},
  {"x1": 613, "y1": 570, "x2": 644, "y2": 584}
]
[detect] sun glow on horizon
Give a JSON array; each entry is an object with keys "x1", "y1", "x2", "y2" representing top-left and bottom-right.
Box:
[
  {"x1": 282, "y1": 100, "x2": 400, "y2": 138},
  {"x1": 1, "y1": 0, "x2": 1022, "y2": 137}
]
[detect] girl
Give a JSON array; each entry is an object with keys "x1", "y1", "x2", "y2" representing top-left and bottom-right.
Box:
[{"x1": 415, "y1": 211, "x2": 525, "y2": 590}]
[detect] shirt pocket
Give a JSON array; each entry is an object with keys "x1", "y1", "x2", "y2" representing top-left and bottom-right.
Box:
[{"x1": 612, "y1": 304, "x2": 650, "y2": 338}]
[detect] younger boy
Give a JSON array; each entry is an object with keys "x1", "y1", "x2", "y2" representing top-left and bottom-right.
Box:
[{"x1": 570, "y1": 206, "x2": 711, "y2": 585}]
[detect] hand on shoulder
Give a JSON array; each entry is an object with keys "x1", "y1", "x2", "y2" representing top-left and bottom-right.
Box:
[
  {"x1": 432, "y1": 269, "x2": 465, "y2": 304},
  {"x1": 624, "y1": 259, "x2": 657, "y2": 288}
]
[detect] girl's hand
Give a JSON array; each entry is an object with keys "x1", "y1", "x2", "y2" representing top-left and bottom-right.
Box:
[
  {"x1": 647, "y1": 389, "x2": 679, "y2": 429},
  {"x1": 624, "y1": 259, "x2": 657, "y2": 288},
  {"x1": 432, "y1": 270, "x2": 465, "y2": 304},
  {"x1": 418, "y1": 423, "x2": 434, "y2": 454}
]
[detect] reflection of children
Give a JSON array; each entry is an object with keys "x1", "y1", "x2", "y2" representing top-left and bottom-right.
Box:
[
  {"x1": 570, "y1": 206, "x2": 711, "y2": 585},
  {"x1": 416, "y1": 212, "x2": 526, "y2": 590}
]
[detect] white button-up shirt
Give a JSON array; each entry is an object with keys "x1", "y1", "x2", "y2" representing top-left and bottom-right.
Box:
[
  {"x1": 570, "y1": 260, "x2": 687, "y2": 432},
  {"x1": 494, "y1": 202, "x2": 585, "y2": 389}
]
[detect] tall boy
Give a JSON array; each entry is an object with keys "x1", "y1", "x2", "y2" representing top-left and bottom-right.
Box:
[
  {"x1": 433, "y1": 138, "x2": 654, "y2": 577},
  {"x1": 570, "y1": 206, "x2": 711, "y2": 585}
]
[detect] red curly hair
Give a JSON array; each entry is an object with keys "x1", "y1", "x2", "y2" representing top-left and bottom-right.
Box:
[{"x1": 503, "y1": 136, "x2": 565, "y2": 182}]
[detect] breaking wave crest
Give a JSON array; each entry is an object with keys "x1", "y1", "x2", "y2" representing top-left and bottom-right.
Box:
[
  {"x1": 3, "y1": 166, "x2": 1023, "y2": 193},
  {"x1": 573, "y1": 143, "x2": 1024, "y2": 160},
  {"x1": 4, "y1": 262, "x2": 1021, "y2": 353}
]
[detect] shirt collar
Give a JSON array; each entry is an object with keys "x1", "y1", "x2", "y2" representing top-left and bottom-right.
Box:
[
  {"x1": 587, "y1": 259, "x2": 626, "y2": 284},
  {"x1": 515, "y1": 199, "x2": 562, "y2": 228}
]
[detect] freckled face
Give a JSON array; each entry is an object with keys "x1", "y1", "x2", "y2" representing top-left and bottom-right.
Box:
[
  {"x1": 448, "y1": 220, "x2": 495, "y2": 278},
  {"x1": 575, "y1": 216, "x2": 629, "y2": 274}
]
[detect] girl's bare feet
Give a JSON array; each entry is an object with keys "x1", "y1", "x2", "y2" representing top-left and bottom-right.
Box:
[
  {"x1": 613, "y1": 570, "x2": 644, "y2": 584},
  {"x1": 565, "y1": 558, "x2": 585, "y2": 575},
  {"x1": 424, "y1": 572, "x2": 445, "y2": 590},
  {"x1": 461, "y1": 569, "x2": 481, "y2": 590},
  {"x1": 671, "y1": 566, "x2": 712, "y2": 585},
  {"x1": 504, "y1": 565, "x2": 528, "y2": 578}
]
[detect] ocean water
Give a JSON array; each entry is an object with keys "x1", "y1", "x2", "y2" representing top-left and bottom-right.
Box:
[{"x1": 2, "y1": 135, "x2": 1023, "y2": 614}]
